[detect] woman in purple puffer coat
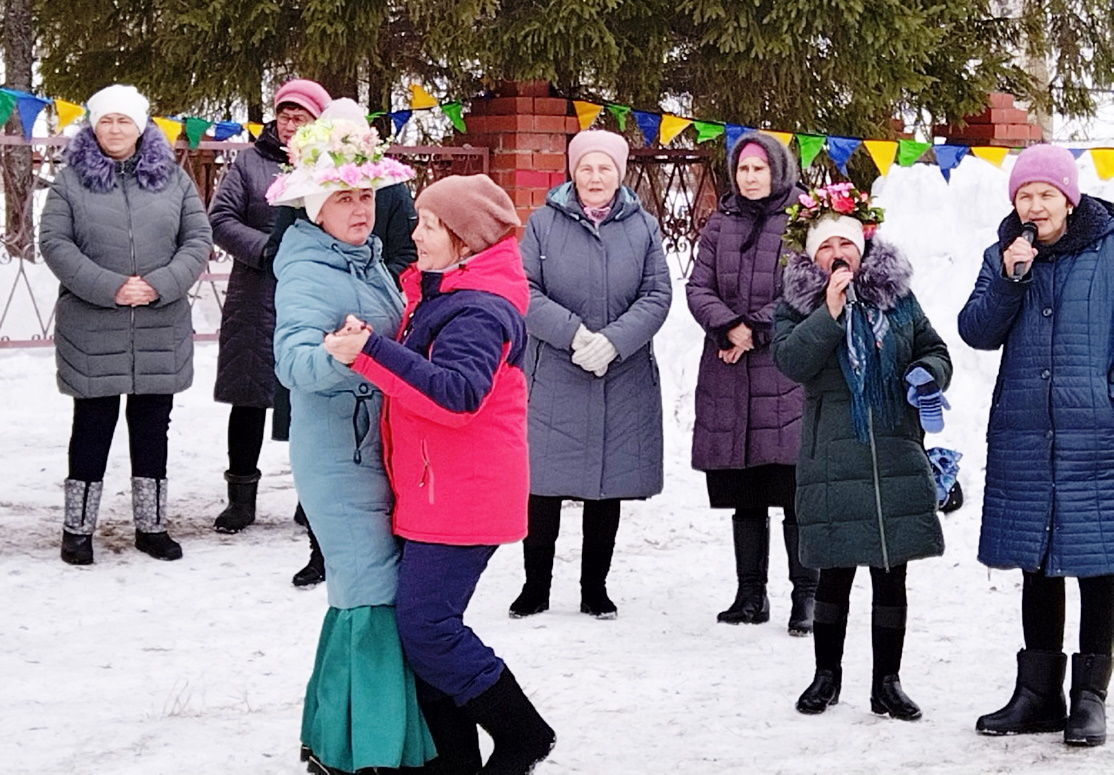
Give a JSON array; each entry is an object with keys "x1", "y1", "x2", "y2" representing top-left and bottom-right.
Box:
[{"x1": 686, "y1": 131, "x2": 816, "y2": 634}]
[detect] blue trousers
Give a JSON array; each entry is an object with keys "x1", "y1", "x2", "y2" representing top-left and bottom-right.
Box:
[{"x1": 396, "y1": 541, "x2": 505, "y2": 705}]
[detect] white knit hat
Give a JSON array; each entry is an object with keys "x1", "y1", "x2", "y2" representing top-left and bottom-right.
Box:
[
  {"x1": 86, "y1": 84, "x2": 149, "y2": 131},
  {"x1": 805, "y1": 214, "x2": 865, "y2": 261}
]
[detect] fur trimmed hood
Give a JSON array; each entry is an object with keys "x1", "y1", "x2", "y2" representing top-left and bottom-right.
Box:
[
  {"x1": 782, "y1": 237, "x2": 913, "y2": 315},
  {"x1": 63, "y1": 124, "x2": 176, "y2": 194}
]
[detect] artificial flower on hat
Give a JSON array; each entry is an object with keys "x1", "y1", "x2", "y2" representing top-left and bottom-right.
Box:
[{"x1": 783, "y1": 182, "x2": 885, "y2": 253}]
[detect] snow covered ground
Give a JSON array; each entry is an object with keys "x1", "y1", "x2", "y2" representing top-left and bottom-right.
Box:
[{"x1": 4, "y1": 156, "x2": 1114, "y2": 774}]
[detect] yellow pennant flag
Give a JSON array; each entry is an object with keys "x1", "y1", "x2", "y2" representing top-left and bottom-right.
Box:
[
  {"x1": 152, "y1": 117, "x2": 183, "y2": 146},
  {"x1": 409, "y1": 84, "x2": 439, "y2": 110},
  {"x1": 53, "y1": 99, "x2": 84, "y2": 130},
  {"x1": 572, "y1": 101, "x2": 603, "y2": 130},
  {"x1": 245, "y1": 122, "x2": 264, "y2": 139},
  {"x1": 658, "y1": 115, "x2": 692, "y2": 145},
  {"x1": 864, "y1": 140, "x2": 898, "y2": 176},
  {"x1": 761, "y1": 130, "x2": 792, "y2": 147},
  {"x1": 970, "y1": 146, "x2": 1010, "y2": 168},
  {"x1": 1090, "y1": 149, "x2": 1114, "y2": 180}
]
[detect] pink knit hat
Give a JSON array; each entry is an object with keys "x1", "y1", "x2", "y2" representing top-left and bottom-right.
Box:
[
  {"x1": 273, "y1": 79, "x2": 331, "y2": 118},
  {"x1": 415, "y1": 175, "x2": 520, "y2": 254},
  {"x1": 736, "y1": 142, "x2": 769, "y2": 163},
  {"x1": 1008, "y1": 144, "x2": 1080, "y2": 206},
  {"x1": 567, "y1": 130, "x2": 629, "y2": 180}
]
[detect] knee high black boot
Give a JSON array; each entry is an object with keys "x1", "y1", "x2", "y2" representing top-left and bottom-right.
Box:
[
  {"x1": 796, "y1": 600, "x2": 847, "y2": 714},
  {"x1": 462, "y1": 669, "x2": 555, "y2": 774},
  {"x1": 418, "y1": 693, "x2": 482, "y2": 773},
  {"x1": 976, "y1": 649, "x2": 1067, "y2": 735},
  {"x1": 783, "y1": 521, "x2": 818, "y2": 636},
  {"x1": 870, "y1": 605, "x2": 921, "y2": 721},
  {"x1": 1065, "y1": 653, "x2": 1112, "y2": 746},
  {"x1": 718, "y1": 514, "x2": 770, "y2": 624},
  {"x1": 580, "y1": 503, "x2": 620, "y2": 619},
  {"x1": 510, "y1": 498, "x2": 560, "y2": 618}
]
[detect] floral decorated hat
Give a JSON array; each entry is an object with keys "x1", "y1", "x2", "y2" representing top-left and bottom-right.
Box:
[
  {"x1": 265, "y1": 98, "x2": 415, "y2": 209},
  {"x1": 783, "y1": 182, "x2": 885, "y2": 253}
]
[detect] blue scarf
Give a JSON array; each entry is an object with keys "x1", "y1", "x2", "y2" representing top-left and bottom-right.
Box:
[{"x1": 837, "y1": 296, "x2": 915, "y2": 442}]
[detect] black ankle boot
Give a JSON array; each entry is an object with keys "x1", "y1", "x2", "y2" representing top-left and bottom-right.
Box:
[
  {"x1": 61, "y1": 531, "x2": 94, "y2": 566},
  {"x1": 784, "y1": 522, "x2": 817, "y2": 636},
  {"x1": 976, "y1": 649, "x2": 1067, "y2": 735},
  {"x1": 462, "y1": 669, "x2": 554, "y2": 774},
  {"x1": 292, "y1": 526, "x2": 326, "y2": 588},
  {"x1": 580, "y1": 586, "x2": 617, "y2": 619},
  {"x1": 509, "y1": 543, "x2": 554, "y2": 618},
  {"x1": 135, "y1": 530, "x2": 183, "y2": 561},
  {"x1": 871, "y1": 674, "x2": 922, "y2": 720},
  {"x1": 796, "y1": 668, "x2": 841, "y2": 714},
  {"x1": 1065, "y1": 653, "x2": 1112, "y2": 746},
  {"x1": 718, "y1": 515, "x2": 770, "y2": 624},
  {"x1": 214, "y1": 469, "x2": 260, "y2": 533}
]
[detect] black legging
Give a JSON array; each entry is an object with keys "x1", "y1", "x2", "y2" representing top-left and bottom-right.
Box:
[
  {"x1": 526, "y1": 495, "x2": 621, "y2": 583},
  {"x1": 734, "y1": 503, "x2": 798, "y2": 524},
  {"x1": 227, "y1": 405, "x2": 267, "y2": 475},
  {"x1": 815, "y1": 564, "x2": 908, "y2": 608},
  {"x1": 813, "y1": 564, "x2": 908, "y2": 676},
  {"x1": 1022, "y1": 570, "x2": 1114, "y2": 655},
  {"x1": 68, "y1": 394, "x2": 173, "y2": 481}
]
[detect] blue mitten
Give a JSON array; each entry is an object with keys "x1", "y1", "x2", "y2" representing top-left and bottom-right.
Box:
[{"x1": 905, "y1": 366, "x2": 949, "y2": 433}]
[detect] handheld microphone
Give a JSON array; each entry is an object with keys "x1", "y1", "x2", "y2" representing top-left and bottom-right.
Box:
[
  {"x1": 1014, "y1": 221, "x2": 1038, "y2": 279},
  {"x1": 831, "y1": 259, "x2": 858, "y2": 304}
]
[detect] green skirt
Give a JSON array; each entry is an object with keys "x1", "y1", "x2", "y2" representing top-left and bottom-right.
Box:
[{"x1": 301, "y1": 605, "x2": 437, "y2": 771}]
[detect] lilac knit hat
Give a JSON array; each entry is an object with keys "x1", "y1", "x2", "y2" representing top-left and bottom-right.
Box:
[
  {"x1": 415, "y1": 174, "x2": 520, "y2": 254},
  {"x1": 273, "y1": 79, "x2": 331, "y2": 118},
  {"x1": 1008, "y1": 144, "x2": 1080, "y2": 206},
  {"x1": 567, "y1": 130, "x2": 630, "y2": 180}
]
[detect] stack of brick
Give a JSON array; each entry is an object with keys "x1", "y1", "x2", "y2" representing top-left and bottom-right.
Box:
[{"x1": 933, "y1": 92, "x2": 1044, "y2": 147}]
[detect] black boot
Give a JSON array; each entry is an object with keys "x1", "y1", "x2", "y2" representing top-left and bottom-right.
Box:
[
  {"x1": 214, "y1": 469, "x2": 260, "y2": 533},
  {"x1": 292, "y1": 525, "x2": 326, "y2": 588},
  {"x1": 132, "y1": 477, "x2": 182, "y2": 561},
  {"x1": 718, "y1": 514, "x2": 770, "y2": 624},
  {"x1": 976, "y1": 649, "x2": 1067, "y2": 735},
  {"x1": 580, "y1": 503, "x2": 620, "y2": 619},
  {"x1": 61, "y1": 479, "x2": 102, "y2": 565},
  {"x1": 1065, "y1": 653, "x2": 1112, "y2": 746},
  {"x1": 294, "y1": 501, "x2": 308, "y2": 527},
  {"x1": 784, "y1": 521, "x2": 818, "y2": 636},
  {"x1": 796, "y1": 599, "x2": 847, "y2": 714},
  {"x1": 510, "y1": 500, "x2": 559, "y2": 618},
  {"x1": 869, "y1": 605, "x2": 921, "y2": 720},
  {"x1": 462, "y1": 669, "x2": 554, "y2": 774},
  {"x1": 419, "y1": 692, "x2": 482, "y2": 773},
  {"x1": 796, "y1": 668, "x2": 841, "y2": 714},
  {"x1": 871, "y1": 675, "x2": 922, "y2": 721}
]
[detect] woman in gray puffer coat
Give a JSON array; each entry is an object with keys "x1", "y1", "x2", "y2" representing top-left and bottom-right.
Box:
[
  {"x1": 686, "y1": 131, "x2": 816, "y2": 635},
  {"x1": 40, "y1": 84, "x2": 211, "y2": 566},
  {"x1": 511, "y1": 130, "x2": 671, "y2": 620}
]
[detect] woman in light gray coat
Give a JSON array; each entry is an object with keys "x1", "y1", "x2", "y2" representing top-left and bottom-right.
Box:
[
  {"x1": 40, "y1": 84, "x2": 211, "y2": 565},
  {"x1": 511, "y1": 130, "x2": 671, "y2": 619}
]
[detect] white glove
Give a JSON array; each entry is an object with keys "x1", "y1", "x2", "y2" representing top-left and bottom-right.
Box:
[
  {"x1": 571, "y1": 324, "x2": 595, "y2": 351},
  {"x1": 571, "y1": 332, "x2": 618, "y2": 377}
]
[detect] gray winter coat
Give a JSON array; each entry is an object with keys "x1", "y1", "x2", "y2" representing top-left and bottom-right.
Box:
[
  {"x1": 521, "y1": 183, "x2": 672, "y2": 500},
  {"x1": 40, "y1": 125, "x2": 211, "y2": 398}
]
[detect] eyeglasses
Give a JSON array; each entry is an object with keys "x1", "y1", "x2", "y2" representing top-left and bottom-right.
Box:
[{"x1": 276, "y1": 112, "x2": 312, "y2": 126}]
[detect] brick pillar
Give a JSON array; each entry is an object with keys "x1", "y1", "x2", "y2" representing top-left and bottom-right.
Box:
[
  {"x1": 934, "y1": 92, "x2": 1045, "y2": 147},
  {"x1": 462, "y1": 80, "x2": 580, "y2": 232}
]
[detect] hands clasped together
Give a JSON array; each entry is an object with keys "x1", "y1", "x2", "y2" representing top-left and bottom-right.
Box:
[
  {"x1": 717, "y1": 321, "x2": 753, "y2": 365},
  {"x1": 114, "y1": 275, "x2": 158, "y2": 307},
  {"x1": 571, "y1": 324, "x2": 618, "y2": 377},
  {"x1": 324, "y1": 314, "x2": 372, "y2": 365}
]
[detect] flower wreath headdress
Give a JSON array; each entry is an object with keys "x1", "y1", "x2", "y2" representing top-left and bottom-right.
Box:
[{"x1": 783, "y1": 182, "x2": 885, "y2": 252}]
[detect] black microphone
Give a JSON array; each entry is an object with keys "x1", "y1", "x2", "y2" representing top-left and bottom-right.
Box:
[
  {"x1": 831, "y1": 259, "x2": 858, "y2": 304},
  {"x1": 1014, "y1": 221, "x2": 1038, "y2": 279}
]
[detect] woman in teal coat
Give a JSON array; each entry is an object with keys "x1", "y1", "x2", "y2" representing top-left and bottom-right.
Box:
[{"x1": 269, "y1": 101, "x2": 435, "y2": 774}]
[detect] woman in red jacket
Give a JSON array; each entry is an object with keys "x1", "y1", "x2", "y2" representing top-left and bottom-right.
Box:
[{"x1": 324, "y1": 174, "x2": 555, "y2": 774}]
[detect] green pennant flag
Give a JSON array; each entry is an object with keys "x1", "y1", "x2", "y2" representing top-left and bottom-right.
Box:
[
  {"x1": 605, "y1": 103, "x2": 632, "y2": 131},
  {"x1": 0, "y1": 91, "x2": 16, "y2": 126},
  {"x1": 897, "y1": 139, "x2": 931, "y2": 167},
  {"x1": 440, "y1": 101, "x2": 466, "y2": 133},
  {"x1": 183, "y1": 117, "x2": 212, "y2": 149},
  {"x1": 693, "y1": 120, "x2": 725, "y2": 144},
  {"x1": 795, "y1": 134, "x2": 826, "y2": 169},
  {"x1": 366, "y1": 111, "x2": 386, "y2": 121}
]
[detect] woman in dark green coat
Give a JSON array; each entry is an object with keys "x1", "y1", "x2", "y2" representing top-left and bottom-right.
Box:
[{"x1": 771, "y1": 184, "x2": 950, "y2": 722}]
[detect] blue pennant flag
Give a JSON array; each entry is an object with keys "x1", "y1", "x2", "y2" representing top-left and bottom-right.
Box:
[
  {"x1": 827, "y1": 136, "x2": 863, "y2": 176},
  {"x1": 390, "y1": 110, "x2": 412, "y2": 135},
  {"x1": 632, "y1": 111, "x2": 661, "y2": 146},
  {"x1": 724, "y1": 124, "x2": 751, "y2": 156},
  {"x1": 1069, "y1": 148, "x2": 1087, "y2": 160},
  {"x1": 934, "y1": 144, "x2": 969, "y2": 182},
  {"x1": 212, "y1": 121, "x2": 243, "y2": 141},
  {"x1": 2, "y1": 88, "x2": 50, "y2": 138}
]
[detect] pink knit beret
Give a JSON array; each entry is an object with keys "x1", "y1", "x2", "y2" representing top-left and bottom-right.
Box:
[
  {"x1": 273, "y1": 79, "x2": 331, "y2": 118},
  {"x1": 567, "y1": 130, "x2": 630, "y2": 180},
  {"x1": 1008, "y1": 144, "x2": 1080, "y2": 206},
  {"x1": 415, "y1": 174, "x2": 521, "y2": 254}
]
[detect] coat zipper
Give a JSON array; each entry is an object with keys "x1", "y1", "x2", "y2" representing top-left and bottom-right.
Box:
[
  {"x1": 867, "y1": 408, "x2": 890, "y2": 571},
  {"x1": 120, "y1": 168, "x2": 138, "y2": 394},
  {"x1": 418, "y1": 439, "x2": 435, "y2": 504}
]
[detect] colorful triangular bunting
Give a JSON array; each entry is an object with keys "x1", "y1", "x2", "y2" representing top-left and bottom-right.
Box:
[
  {"x1": 826, "y1": 136, "x2": 862, "y2": 176},
  {"x1": 864, "y1": 140, "x2": 898, "y2": 176},
  {"x1": 633, "y1": 110, "x2": 661, "y2": 147},
  {"x1": 970, "y1": 146, "x2": 1009, "y2": 167},
  {"x1": 440, "y1": 102, "x2": 467, "y2": 133},
  {"x1": 897, "y1": 140, "x2": 931, "y2": 167},
  {"x1": 53, "y1": 99, "x2": 84, "y2": 130},
  {"x1": 211, "y1": 121, "x2": 243, "y2": 141},
  {"x1": 184, "y1": 117, "x2": 212, "y2": 148},
  {"x1": 152, "y1": 116, "x2": 183, "y2": 146},
  {"x1": 658, "y1": 115, "x2": 692, "y2": 146},
  {"x1": 390, "y1": 110, "x2": 412, "y2": 134},
  {"x1": 761, "y1": 130, "x2": 792, "y2": 147},
  {"x1": 692, "y1": 121, "x2": 724, "y2": 144},
  {"x1": 795, "y1": 134, "x2": 825, "y2": 169},
  {"x1": 573, "y1": 101, "x2": 603, "y2": 131},
  {"x1": 605, "y1": 104, "x2": 631, "y2": 131},
  {"x1": 1091, "y1": 149, "x2": 1114, "y2": 180},
  {"x1": 934, "y1": 145, "x2": 969, "y2": 182},
  {"x1": 409, "y1": 84, "x2": 438, "y2": 110}
]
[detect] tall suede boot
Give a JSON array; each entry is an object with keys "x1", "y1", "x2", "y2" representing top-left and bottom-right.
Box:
[
  {"x1": 976, "y1": 649, "x2": 1067, "y2": 735},
  {"x1": 796, "y1": 599, "x2": 848, "y2": 714},
  {"x1": 1065, "y1": 653, "x2": 1112, "y2": 746},
  {"x1": 870, "y1": 605, "x2": 921, "y2": 720},
  {"x1": 419, "y1": 693, "x2": 482, "y2": 774},
  {"x1": 510, "y1": 501, "x2": 560, "y2": 618},
  {"x1": 61, "y1": 479, "x2": 102, "y2": 565},
  {"x1": 718, "y1": 514, "x2": 770, "y2": 624},
  {"x1": 462, "y1": 669, "x2": 554, "y2": 774},
  {"x1": 132, "y1": 477, "x2": 182, "y2": 561},
  {"x1": 213, "y1": 469, "x2": 260, "y2": 533},
  {"x1": 783, "y1": 521, "x2": 818, "y2": 636},
  {"x1": 580, "y1": 506, "x2": 620, "y2": 619}
]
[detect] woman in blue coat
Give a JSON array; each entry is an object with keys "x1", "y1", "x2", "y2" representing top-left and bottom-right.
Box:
[
  {"x1": 959, "y1": 144, "x2": 1114, "y2": 747},
  {"x1": 269, "y1": 102, "x2": 435, "y2": 773}
]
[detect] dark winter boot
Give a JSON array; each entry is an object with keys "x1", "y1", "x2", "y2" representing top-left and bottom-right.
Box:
[
  {"x1": 975, "y1": 649, "x2": 1068, "y2": 735},
  {"x1": 292, "y1": 525, "x2": 326, "y2": 588},
  {"x1": 294, "y1": 501, "x2": 308, "y2": 527},
  {"x1": 213, "y1": 469, "x2": 260, "y2": 533},
  {"x1": 462, "y1": 669, "x2": 554, "y2": 774},
  {"x1": 61, "y1": 479, "x2": 102, "y2": 565},
  {"x1": 796, "y1": 668, "x2": 842, "y2": 714},
  {"x1": 718, "y1": 514, "x2": 770, "y2": 624},
  {"x1": 509, "y1": 544, "x2": 555, "y2": 618},
  {"x1": 796, "y1": 599, "x2": 848, "y2": 714},
  {"x1": 580, "y1": 506, "x2": 621, "y2": 620},
  {"x1": 132, "y1": 477, "x2": 182, "y2": 561},
  {"x1": 869, "y1": 605, "x2": 921, "y2": 720},
  {"x1": 1065, "y1": 653, "x2": 1112, "y2": 746},
  {"x1": 784, "y1": 522, "x2": 818, "y2": 636},
  {"x1": 419, "y1": 693, "x2": 482, "y2": 773}
]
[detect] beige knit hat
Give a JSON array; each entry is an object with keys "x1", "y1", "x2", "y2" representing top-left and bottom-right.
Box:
[{"x1": 414, "y1": 174, "x2": 520, "y2": 254}]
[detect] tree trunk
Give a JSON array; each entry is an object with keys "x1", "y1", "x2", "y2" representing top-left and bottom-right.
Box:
[{"x1": 3, "y1": 0, "x2": 35, "y2": 262}]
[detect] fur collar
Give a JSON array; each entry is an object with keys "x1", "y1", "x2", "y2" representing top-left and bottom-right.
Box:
[
  {"x1": 996, "y1": 194, "x2": 1114, "y2": 258},
  {"x1": 63, "y1": 124, "x2": 176, "y2": 193},
  {"x1": 781, "y1": 237, "x2": 913, "y2": 315}
]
